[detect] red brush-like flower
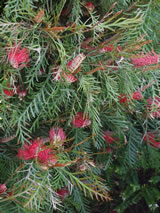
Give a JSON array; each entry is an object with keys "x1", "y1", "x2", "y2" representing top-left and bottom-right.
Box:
[
  {"x1": 17, "y1": 140, "x2": 41, "y2": 160},
  {"x1": 132, "y1": 91, "x2": 143, "y2": 100},
  {"x1": 17, "y1": 139, "x2": 57, "y2": 166},
  {"x1": 49, "y1": 127, "x2": 66, "y2": 144},
  {"x1": 8, "y1": 43, "x2": 30, "y2": 69},
  {"x1": 118, "y1": 93, "x2": 129, "y2": 104},
  {"x1": 0, "y1": 184, "x2": 7, "y2": 195},
  {"x1": 144, "y1": 132, "x2": 160, "y2": 149},
  {"x1": 38, "y1": 147, "x2": 57, "y2": 166},
  {"x1": 103, "y1": 131, "x2": 117, "y2": 144},
  {"x1": 72, "y1": 112, "x2": 91, "y2": 128},
  {"x1": 57, "y1": 187, "x2": 70, "y2": 199},
  {"x1": 3, "y1": 84, "x2": 14, "y2": 96},
  {"x1": 85, "y1": 2, "x2": 95, "y2": 12},
  {"x1": 131, "y1": 49, "x2": 159, "y2": 67}
]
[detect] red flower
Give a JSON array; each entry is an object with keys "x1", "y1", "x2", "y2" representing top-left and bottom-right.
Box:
[
  {"x1": 144, "y1": 132, "x2": 160, "y2": 149},
  {"x1": 17, "y1": 140, "x2": 41, "y2": 160},
  {"x1": 132, "y1": 91, "x2": 143, "y2": 100},
  {"x1": 17, "y1": 140, "x2": 57, "y2": 166},
  {"x1": 57, "y1": 187, "x2": 69, "y2": 199},
  {"x1": 85, "y1": 2, "x2": 95, "y2": 12},
  {"x1": 3, "y1": 84, "x2": 14, "y2": 96},
  {"x1": 0, "y1": 184, "x2": 7, "y2": 195},
  {"x1": 38, "y1": 147, "x2": 57, "y2": 166},
  {"x1": 72, "y1": 112, "x2": 91, "y2": 128},
  {"x1": 118, "y1": 93, "x2": 129, "y2": 104},
  {"x1": 147, "y1": 97, "x2": 160, "y2": 118},
  {"x1": 131, "y1": 49, "x2": 159, "y2": 67},
  {"x1": 105, "y1": 147, "x2": 112, "y2": 153},
  {"x1": 8, "y1": 43, "x2": 30, "y2": 69},
  {"x1": 49, "y1": 127, "x2": 66, "y2": 144},
  {"x1": 119, "y1": 91, "x2": 143, "y2": 103},
  {"x1": 103, "y1": 131, "x2": 117, "y2": 144}
]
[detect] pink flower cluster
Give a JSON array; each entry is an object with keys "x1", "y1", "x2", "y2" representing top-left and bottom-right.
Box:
[
  {"x1": 8, "y1": 43, "x2": 30, "y2": 69},
  {"x1": 17, "y1": 139, "x2": 57, "y2": 166},
  {"x1": 84, "y1": 2, "x2": 95, "y2": 12},
  {"x1": 17, "y1": 113, "x2": 91, "y2": 167},
  {"x1": 131, "y1": 49, "x2": 159, "y2": 67}
]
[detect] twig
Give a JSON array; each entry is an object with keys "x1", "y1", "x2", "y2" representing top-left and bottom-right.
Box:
[{"x1": 0, "y1": 135, "x2": 16, "y2": 143}]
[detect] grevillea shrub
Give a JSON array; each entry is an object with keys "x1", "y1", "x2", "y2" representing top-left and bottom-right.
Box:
[{"x1": 0, "y1": 1, "x2": 160, "y2": 213}]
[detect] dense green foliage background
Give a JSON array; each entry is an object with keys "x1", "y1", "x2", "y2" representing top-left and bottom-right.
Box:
[{"x1": 0, "y1": 0, "x2": 160, "y2": 212}]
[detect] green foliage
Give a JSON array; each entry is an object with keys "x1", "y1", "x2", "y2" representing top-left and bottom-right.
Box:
[{"x1": 0, "y1": 0, "x2": 160, "y2": 212}]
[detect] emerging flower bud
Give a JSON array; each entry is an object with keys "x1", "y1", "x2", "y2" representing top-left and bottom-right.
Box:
[
  {"x1": 0, "y1": 184, "x2": 7, "y2": 195},
  {"x1": 49, "y1": 127, "x2": 66, "y2": 146},
  {"x1": 67, "y1": 53, "x2": 86, "y2": 73},
  {"x1": 57, "y1": 187, "x2": 70, "y2": 199},
  {"x1": 84, "y1": 2, "x2": 95, "y2": 12},
  {"x1": 72, "y1": 112, "x2": 91, "y2": 128},
  {"x1": 16, "y1": 85, "x2": 27, "y2": 99}
]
